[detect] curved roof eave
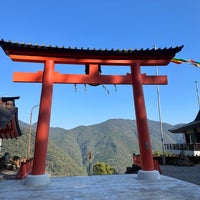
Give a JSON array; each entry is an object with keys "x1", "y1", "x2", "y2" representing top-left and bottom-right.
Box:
[{"x1": 0, "y1": 39, "x2": 184, "y2": 65}]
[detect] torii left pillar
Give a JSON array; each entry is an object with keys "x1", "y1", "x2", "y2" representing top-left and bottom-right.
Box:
[{"x1": 24, "y1": 60, "x2": 54, "y2": 186}]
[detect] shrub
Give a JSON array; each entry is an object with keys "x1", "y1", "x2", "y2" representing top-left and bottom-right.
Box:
[{"x1": 93, "y1": 162, "x2": 116, "y2": 175}]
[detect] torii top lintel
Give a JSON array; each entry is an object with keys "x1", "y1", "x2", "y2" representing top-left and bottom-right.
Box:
[{"x1": 0, "y1": 40, "x2": 183, "y2": 85}]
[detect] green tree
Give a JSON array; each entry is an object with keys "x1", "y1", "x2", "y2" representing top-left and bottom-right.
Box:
[{"x1": 93, "y1": 162, "x2": 116, "y2": 175}]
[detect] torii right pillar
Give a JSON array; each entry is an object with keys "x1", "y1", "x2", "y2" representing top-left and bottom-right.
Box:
[{"x1": 131, "y1": 63, "x2": 160, "y2": 180}]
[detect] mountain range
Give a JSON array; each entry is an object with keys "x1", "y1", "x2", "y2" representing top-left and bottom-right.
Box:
[{"x1": 1, "y1": 118, "x2": 183, "y2": 176}]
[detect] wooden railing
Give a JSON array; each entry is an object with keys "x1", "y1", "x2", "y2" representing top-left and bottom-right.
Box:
[
  {"x1": 164, "y1": 143, "x2": 200, "y2": 151},
  {"x1": 16, "y1": 159, "x2": 33, "y2": 179},
  {"x1": 133, "y1": 155, "x2": 162, "y2": 174}
]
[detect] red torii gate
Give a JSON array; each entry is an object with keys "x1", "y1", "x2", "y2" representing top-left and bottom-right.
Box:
[{"x1": 0, "y1": 40, "x2": 183, "y2": 185}]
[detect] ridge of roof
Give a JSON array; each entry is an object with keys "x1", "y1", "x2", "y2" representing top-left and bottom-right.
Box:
[{"x1": 194, "y1": 110, "x2": 200, "y2": 121}]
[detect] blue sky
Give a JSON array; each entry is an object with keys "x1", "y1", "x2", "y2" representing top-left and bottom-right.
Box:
[{"x1": 0, "y1": 1, "x2": 200, "y2": 129}]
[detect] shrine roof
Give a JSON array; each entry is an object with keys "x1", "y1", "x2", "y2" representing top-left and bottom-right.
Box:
[
  {"x1": 0, "y1": 96, "x2": 22, "y2": 139},
  {"x1": 0, "y1": 39, "x2": 183, "y2": 65},
  {"x1": 1, "y1": 96, "x2": 20, "y2": 105},
  {"x1": 169, "y1": 110, "x2": 200, "y2": 134}
]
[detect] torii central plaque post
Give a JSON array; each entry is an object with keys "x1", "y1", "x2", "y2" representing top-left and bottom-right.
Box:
[{"x1": 0, "y1": 40, "x2": 183, "y2": 185}]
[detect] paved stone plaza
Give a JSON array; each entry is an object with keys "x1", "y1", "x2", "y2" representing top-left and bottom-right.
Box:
[{"x1": 0, "y1": 174, "x2": 200, "y2": 200}]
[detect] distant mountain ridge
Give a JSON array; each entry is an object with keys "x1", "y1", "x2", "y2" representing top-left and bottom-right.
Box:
[{"x1": 1, "y1": 118, "x2": 182, "y2": 176}]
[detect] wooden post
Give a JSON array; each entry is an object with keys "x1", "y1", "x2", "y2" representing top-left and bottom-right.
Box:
[
  {"x1": 131, "y1": 63, "x2": 154, "y2": 171},
  {"x1": 31, "y1": 60, "x2": 54, "y2": 175}
]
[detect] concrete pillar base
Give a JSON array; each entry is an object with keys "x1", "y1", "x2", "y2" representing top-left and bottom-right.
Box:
[
  {"x1": 24, "y1": 174, "x2": 50, "y2": 186},
  {"x1": 137, "y1": 170, "x2": 160, "y2": 180}
]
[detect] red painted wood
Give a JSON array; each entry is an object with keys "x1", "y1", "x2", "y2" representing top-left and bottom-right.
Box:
[
  {"x1": 131, "y1": 64, "x2": 154, "y2": 171},
  {"x1": 31, "y1": 60, "x2": 54, "y2": 175},
  {"x1": 133, "y1": 155, "x2": 162, "y2": 174},
  {"x1": 9, "y1": 54, "x2": 172, "y2": 66},
  {"x1": 13, "y1": 71, "x2": 167, "y2": 85},
  {"x1": 16, "y1": 159, "x2": 33, "y2": 179}
]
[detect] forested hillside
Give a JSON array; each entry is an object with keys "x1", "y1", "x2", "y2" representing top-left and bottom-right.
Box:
[{"x1": 1, "y1": 119, "x2": 182, "y2": 176}]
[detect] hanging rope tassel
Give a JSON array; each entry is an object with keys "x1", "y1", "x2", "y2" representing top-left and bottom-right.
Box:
[
  {"x1": 114, "y1": 84, "x2": 117, "y2": 92},
  {"x1": 84, "y1": 84, "x2": 87, "y2": 92},
  {"x1": 74, "y1": 84, "x2": 77, "y2": 92},
  {"x1": 102, "y1": 84, "x2": 110, "y2": 94}
]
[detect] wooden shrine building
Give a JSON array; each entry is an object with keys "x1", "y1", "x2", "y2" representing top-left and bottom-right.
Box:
[
  {"x1": 166, "y1": 110, "x2": 200, "y2": 156},
  {"x1": 0, "y1": 96, "x2": 22, "y2": 139},
  {"x1": 0, "y1": 39, "x2": 183, "y2": 185}
]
